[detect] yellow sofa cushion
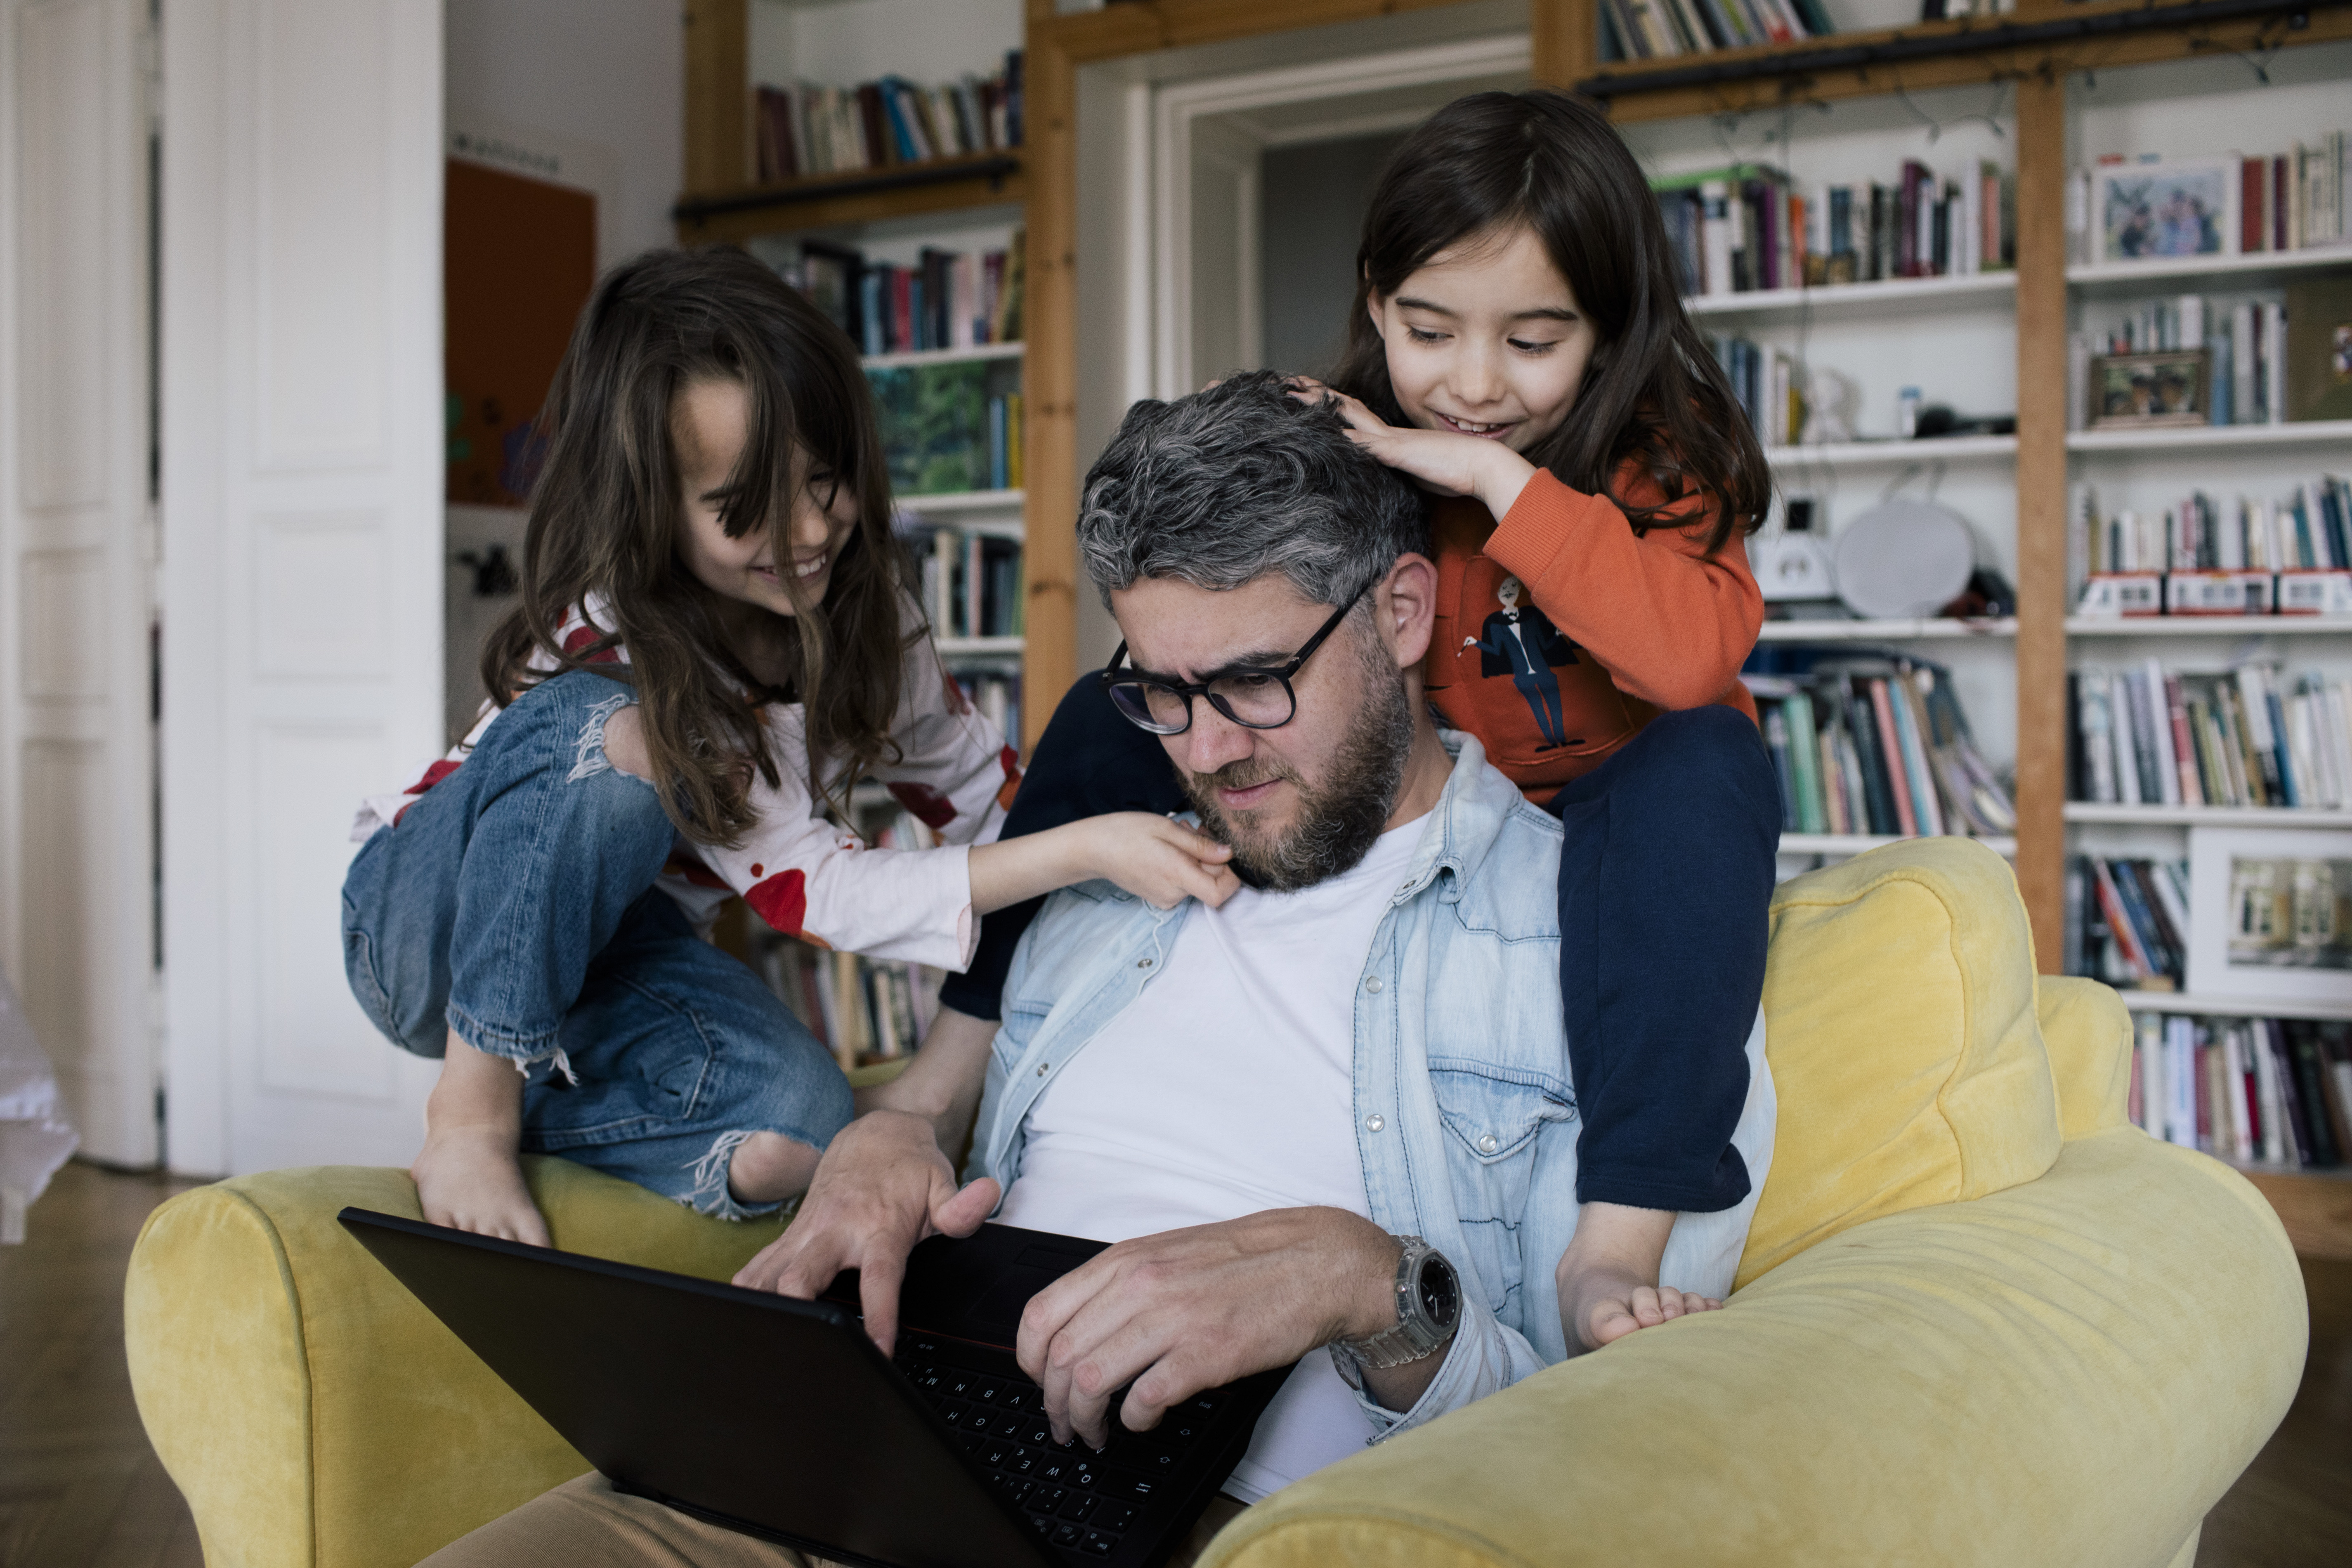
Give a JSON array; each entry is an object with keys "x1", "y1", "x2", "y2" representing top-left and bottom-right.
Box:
[
  {"x1": 1736, "y1": 838, "x2": 2063, "y2": 1288},
  {"x1": 125, "y1": 1156, "x2": 788, "y2": 1568},
  {"x1": 1208, "y1": 1127, "x2": 2301, "y2": 1568},
  {"x1": 2036, "y1": 974, "x2": 2137, "y2": 1138}
]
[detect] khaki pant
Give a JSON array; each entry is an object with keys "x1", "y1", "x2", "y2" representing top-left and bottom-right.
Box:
[{"x1": 418, "y1": 1472, "x2": 1249, "y2": 1568}]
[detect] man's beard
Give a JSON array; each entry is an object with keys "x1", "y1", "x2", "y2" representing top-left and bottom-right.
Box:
[{"x1": 1179, "y1": 649, "x2": 1417, "y2": 893}]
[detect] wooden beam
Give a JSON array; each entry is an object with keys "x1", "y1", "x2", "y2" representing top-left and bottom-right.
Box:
[
  {"x1": 1021, "y1": 35, "x2": 1080, "y2": 751},
  {"x1": 682, "y1": 0, "x2": 748, "y2": 197},
  {"x1": 1032, "y1": 0, "x2": 1490, "y2": 65},
  {"x1": 2243, "y1": 1171, "x2": 2352, "y2": 1262},
  {"x1": 677, "y1": 161, "x2": 1028, "y2": 246},
  {"x1": 2013, "y1": 69, "x2": 2068, "y2": 977},
  {"x1": 1530, "y1": 0, "x2": 1596, "y2": 88}
]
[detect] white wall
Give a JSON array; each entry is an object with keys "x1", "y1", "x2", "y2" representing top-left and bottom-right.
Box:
[
  {"x1": 749, "y1": 0, "x2": 1022, "y2": 90},
  {"x1": 444, "y1": 0, "x2": 682, "y2": 267}
]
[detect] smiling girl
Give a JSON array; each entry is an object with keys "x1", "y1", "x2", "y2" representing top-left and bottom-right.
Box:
[
  {"x1": 342, "y1": 248, "x2": 1234, "y2": 1244},
  {"x1": 935, "y1": 90, "x2": 1781, "y2": 1355}
]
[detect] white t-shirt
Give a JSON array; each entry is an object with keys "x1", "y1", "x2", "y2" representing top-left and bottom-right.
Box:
[{"x1": 994, "y1": 815, "x2": 1428, "y2": 1504}]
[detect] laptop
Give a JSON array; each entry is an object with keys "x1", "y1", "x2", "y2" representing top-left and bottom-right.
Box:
[{"x1": 338, "y1": 1208, "x2": 1292, "y2": 1568}]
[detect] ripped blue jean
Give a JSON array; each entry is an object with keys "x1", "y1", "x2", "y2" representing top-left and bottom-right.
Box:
[{"x1": 340, "y1": 670, "x2": 853, "y2": 1218}]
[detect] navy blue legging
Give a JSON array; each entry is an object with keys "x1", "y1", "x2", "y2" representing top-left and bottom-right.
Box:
[{"x1": 937, "y1": 675, "x2": 1778, "y2": 1213}]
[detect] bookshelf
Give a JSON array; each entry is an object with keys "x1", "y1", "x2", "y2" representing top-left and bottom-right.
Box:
[{"x1": 1757, "y1": 618, "x2": 2017, "y2": 642}]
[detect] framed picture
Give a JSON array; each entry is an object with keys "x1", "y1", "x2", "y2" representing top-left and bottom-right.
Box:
[
  {"x1": 2187, "y1": 827, "x2": 2352, "y2": 1004},
  {"x1": 2097, "y1": 158, "x2": 2238, "y2": 262},
  {"x1": 2089, "y1": 349, "x2": 2210, "y2": 427}
]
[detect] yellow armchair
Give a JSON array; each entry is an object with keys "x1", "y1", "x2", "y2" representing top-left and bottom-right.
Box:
[{"x1": 126, "y1": 841, "x2": 2305, "y2": 1567}]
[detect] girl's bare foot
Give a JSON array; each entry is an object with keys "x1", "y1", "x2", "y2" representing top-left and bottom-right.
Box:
[
  {"x1": 413, "y1": 1122, "x2": 550, "y2": 1247},
  {"x1": 413, "y1": 1028, "x2": 549, "y2": 1247},
  {"x1": 1554, "y1": 1199, "x2": 1723, "y2": 1352}
]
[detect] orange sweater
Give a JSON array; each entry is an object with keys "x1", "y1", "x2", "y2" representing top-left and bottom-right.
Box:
[{"x1": 1425, "y1": 464, "x2": 1762, "y2": 804}]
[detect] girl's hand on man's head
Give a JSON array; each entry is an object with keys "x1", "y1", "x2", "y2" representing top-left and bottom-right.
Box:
[{"x1": 1286, "y1": 380, "x2": 1535, "y2": 512}]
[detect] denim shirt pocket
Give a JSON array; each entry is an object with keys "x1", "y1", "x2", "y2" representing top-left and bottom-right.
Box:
[{"x1": 1427, "y1": 1059, "x2": 1575, "y2": 1317}]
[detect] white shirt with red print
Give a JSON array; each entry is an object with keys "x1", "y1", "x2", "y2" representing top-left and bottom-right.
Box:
[{"x1": 352, "y1": 597, "x2": 1021, "y2": 971}]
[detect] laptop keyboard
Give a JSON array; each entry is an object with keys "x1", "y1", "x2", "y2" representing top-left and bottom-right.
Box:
[{"x1": 894, "y1": 1335, "x2": 1224, "y2": 1559}]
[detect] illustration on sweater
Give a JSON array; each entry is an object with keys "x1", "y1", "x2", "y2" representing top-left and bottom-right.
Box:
[{"x1": 1465, "y1": 575, "x2": 1580, "y2": 749}]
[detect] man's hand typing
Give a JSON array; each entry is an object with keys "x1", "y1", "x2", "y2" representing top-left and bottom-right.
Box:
[
  {"x1": 730, "y1": 1107, "x2": 1000, "y2": 1355},
  {"x1": 1014, "y1": 1207, "x2": 1440, "y2": 1450}
]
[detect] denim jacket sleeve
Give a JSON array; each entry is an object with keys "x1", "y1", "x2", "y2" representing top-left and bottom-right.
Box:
[{"x1": 1345, "y1": 1286, "x2": 1549, "y2": 1441}]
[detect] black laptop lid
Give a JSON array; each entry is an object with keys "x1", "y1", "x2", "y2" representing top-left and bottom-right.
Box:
[{"x1": 339, "y1": 1208, "x2": 1053, "y2": 1568}]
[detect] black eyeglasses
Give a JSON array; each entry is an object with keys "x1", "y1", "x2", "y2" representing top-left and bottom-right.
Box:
[{"x1": 1100, "y1": 583, "x2": 1368, "y2": 736}]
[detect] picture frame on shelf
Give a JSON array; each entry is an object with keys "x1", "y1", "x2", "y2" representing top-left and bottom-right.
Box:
[
  {"x1": 2089, "y1": 349, "x2": 2210, "y2": 428},
  {"x1": 2095, "y1": 159, "x2": 2236, "y2": 263},
  {"x1": 2187, "y1": 826, "x2": 2352, "y2": 1005}
]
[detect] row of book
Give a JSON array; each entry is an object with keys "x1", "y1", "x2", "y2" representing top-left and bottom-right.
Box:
[
  {"x1": 760, "y1": 940, "x2": 945, "y2": 1071},
  {"x1": 1654, "y1": 159, "x2": 2012, "y2": 300},
  {"x1": 2066, "y1": 293, "x2": 2291, "y2": 427},
  {"x1": 908, "y1": 526, "x2": 1026, "y2": 642},
  {"x1": 782, "y1": 236, "x2": 1025, "y2": 358},
  {"x1": 2128, "y1": 1012, "x2": 2352, "y2": 1171},
  {"x1": 2075, "y1": 477, "x2": 2352, "y2": 576},
  {"x1": 1600, "y1": 0, "x2": 1835, "y2": 62},
  {"x1": 2071, "y1": 661, "x2": 2352, "y2": 812},
  {"x1": 752, "y1": 52, "x2": 1024, "y2": 184},
  {"x1": 1742, "y1": 659, "x2": 2017, "y2": 840},
  {"x1": 957, "y1": 671, "x2": 1023, "y2": 749},
  {"x1": 2068, "y1": 854, "x2": 2190, "y2": 987},
  {"x1": 1709, "y1": 334, "x2": 1801, "y2": 447},
  {"x1": 2068, "y1": 139, "x2": 2349, "y2": 264},
  {"x1": 2237, "y1": 137, "x2": 2347, "y2": 253}
]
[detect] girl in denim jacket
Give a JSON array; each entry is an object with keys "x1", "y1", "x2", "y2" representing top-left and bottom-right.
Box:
[{"x1": 343, "y1": 248, "x2": 1235, "y2": 1244}]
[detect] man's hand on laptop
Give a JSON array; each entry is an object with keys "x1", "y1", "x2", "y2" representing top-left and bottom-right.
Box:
[
  {"x1": 730, "y1": 1108, "x2": 1000, "y2": 1355},
  {"x1": 1017, "y1": 1208, "x2": 1438, "y2": 1449}
]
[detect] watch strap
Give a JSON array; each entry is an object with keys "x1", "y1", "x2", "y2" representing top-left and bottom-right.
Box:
[{"x1": 1333, "y1": 1235, "x2": 1456, "y2": 1374}]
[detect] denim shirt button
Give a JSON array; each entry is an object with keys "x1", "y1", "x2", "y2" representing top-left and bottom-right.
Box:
[
  {"x1": 1365, "y1": 1114, "x2": 1385, "y2": 1132},
  {"x1": 1036, "y1": 1064, "x2": 1048, "y2": 1077},
  {"x1": 1478, "y1": 1133, "x2": 1500, "y2": 1153},
  {"x1": 1364, "y1": 976, "x2": 1383, "y2": 993},
  {"x1": 1137, "y1": 957, "x2": 1154, "y2": 969}
]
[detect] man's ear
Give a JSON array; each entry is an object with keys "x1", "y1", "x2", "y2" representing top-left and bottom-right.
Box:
[{"x1": 1376, "y1": 553, "x2": 1437, "y2": 671}]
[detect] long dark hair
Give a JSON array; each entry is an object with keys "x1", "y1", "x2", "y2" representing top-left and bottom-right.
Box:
[
  {"x1": 481, "y1": 246, "x2": 910, "y2": 846},
  {"x1": 1331, "y1": 89, "x2": 1769, "y2": 553}
]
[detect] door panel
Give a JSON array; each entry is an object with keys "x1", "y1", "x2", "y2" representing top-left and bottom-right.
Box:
[
  {"x1": 161, "y1": 0, "x2": 444, "y2": 1175},
  {"x1": 1, "y1": 0, "x2": 158, "y2": 1165}
]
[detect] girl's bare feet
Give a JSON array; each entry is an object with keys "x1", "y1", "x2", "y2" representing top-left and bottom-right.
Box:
[
  {"x1": 1554, "y1": 1200, "x2": 1724, "y2": 1352},
  {"x1": 412, "y1": 1029, "x2": 550, "y2": 1247}
]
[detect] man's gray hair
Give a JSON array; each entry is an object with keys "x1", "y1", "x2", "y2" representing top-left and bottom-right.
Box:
[{"x1": 1077, "y1": 371, "x2": 1429, "y2": 609}]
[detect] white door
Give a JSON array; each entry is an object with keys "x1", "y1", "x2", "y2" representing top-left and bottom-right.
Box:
[
  {"x1": 159, "y1": 0, "x2": 445, "y2": 1175},
  {"x1": 0, "y1": 0, "x2": 161, "y2": 1166}
]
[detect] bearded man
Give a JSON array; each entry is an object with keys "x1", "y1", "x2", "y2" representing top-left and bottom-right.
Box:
[{"x1": 420, "y1": 373, "x2": 1774, "y2": 1568}]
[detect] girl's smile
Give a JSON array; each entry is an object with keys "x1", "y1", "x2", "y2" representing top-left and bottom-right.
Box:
[{"x1": 675, "y1": 376, "x2": 855, "y2": 625}]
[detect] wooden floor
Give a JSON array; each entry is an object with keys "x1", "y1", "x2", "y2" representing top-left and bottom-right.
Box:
[
  {"x1": 0, "y1": 1162, "x2": 201, "y2": 1568},
  {"x1": 0, "y1": 1163, "x2": 2346, "y2": 1568}
]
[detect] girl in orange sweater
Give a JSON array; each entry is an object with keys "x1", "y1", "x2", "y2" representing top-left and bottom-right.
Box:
[{"x1": 937, "y1": 89, "x2": 1779, "y2": 1351}]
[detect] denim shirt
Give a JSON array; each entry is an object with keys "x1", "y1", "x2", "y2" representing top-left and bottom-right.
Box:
[{"x1": 968, "y1": 731, "x2": 1778, "y2": 1443}]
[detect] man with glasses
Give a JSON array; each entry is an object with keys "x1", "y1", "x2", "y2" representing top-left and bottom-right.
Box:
[{"x1": 423, "y1": 373, "x2": 1771, "y2": 1566}]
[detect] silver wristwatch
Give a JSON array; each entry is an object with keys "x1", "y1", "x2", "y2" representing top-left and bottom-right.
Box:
[{"x1": 1328, "y1": 1235, "x2": 1461, "y2": 1389}]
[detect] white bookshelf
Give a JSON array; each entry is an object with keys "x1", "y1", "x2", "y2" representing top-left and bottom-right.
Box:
[
  {"x1": 2113, "y1": 990, "x2": 2352, "y2": 1023},
  {"x1": 2067, "y1": 245, "x2": 2352, "y2": 299},
  {"x1": 1766, "y1": 434, "x2": 2017, "y2": 468},
  {"x1": 896, "y1": 487, "x2": 1024, "y2": 516},
  {"x1": 1684, "y1": 271, "x2": 2015, "y2": 325},
  {"x1": 2067, "y1": 616, "x2": 2352, "y2": 637},
  {"x1": 1778, "y1": 832, "x2": 2018, "y2": 857},
  {"x1": 2066, "y1": 420, "x2": 2352, "y2": 453},
  {"x1": 860, "y1": 340, "x2": 1024, "y2": 371},
  {"x1": 2065, "y1": 803, "x2": 2352, "y2": 828},
  {"x1": 1757, "y1": 617, "x2": 2017, "y2": 642},
  {"x1": 933, "y1": 635, "x2": 1024, "y2": 658}
]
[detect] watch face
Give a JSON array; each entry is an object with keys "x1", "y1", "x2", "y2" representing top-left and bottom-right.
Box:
[{"x1": 1416, "y1": 1252, "x2": 1459, "y2": 1329}]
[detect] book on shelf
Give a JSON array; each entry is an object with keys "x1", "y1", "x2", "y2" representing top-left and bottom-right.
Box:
[
  {"x1": 2070, "y1": 659, "x2": 2352, "y2": 812},
  {"x1": 2067, "y1": 135, "x2": 2349, "y2": 265},
  {"x1": 954, "y1": 670, "x2": 1022, "y2": 751},
  {"x1": 904, "y1": 523, "x2": 1026, "y2": 642},
  {"x1": 771, "y1": 233, "x2": 1024, "y2": 358},
  {"x1": 865, "y1": 358, "x2": 1024, "y2": 497},
  {"x1": 1708, "y1": 332, "x2": 1802, "y2": 445},
  {"x1": 2066, "y1": 854, "x2": 2191, "y2": 988},
  {"x1": 1741, "y1": 654, "x2": 2016, "y2": 841},
  {"x1": 2121, "y1": 1010, "x2": 2352, "y2": 1172},
  {"x1": 760, "y1": 942, "x2": 946, "y2": 1073},
  {"x1": 1654, "y1": 156, "x2": 2010, "y2": 299},
  {"x1": 1599, "y1": 0, "x2": 1840, "y2": 65},
  {"x1": 752, "y1": 51, "x2": 1024, "y2": 184},
  {"x1": 2071, "y1": 475, "x2": 2352, "y2": 616},
  {"x1": 2066, "y1": 291, "x2": 2291, "y2": 429}
]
